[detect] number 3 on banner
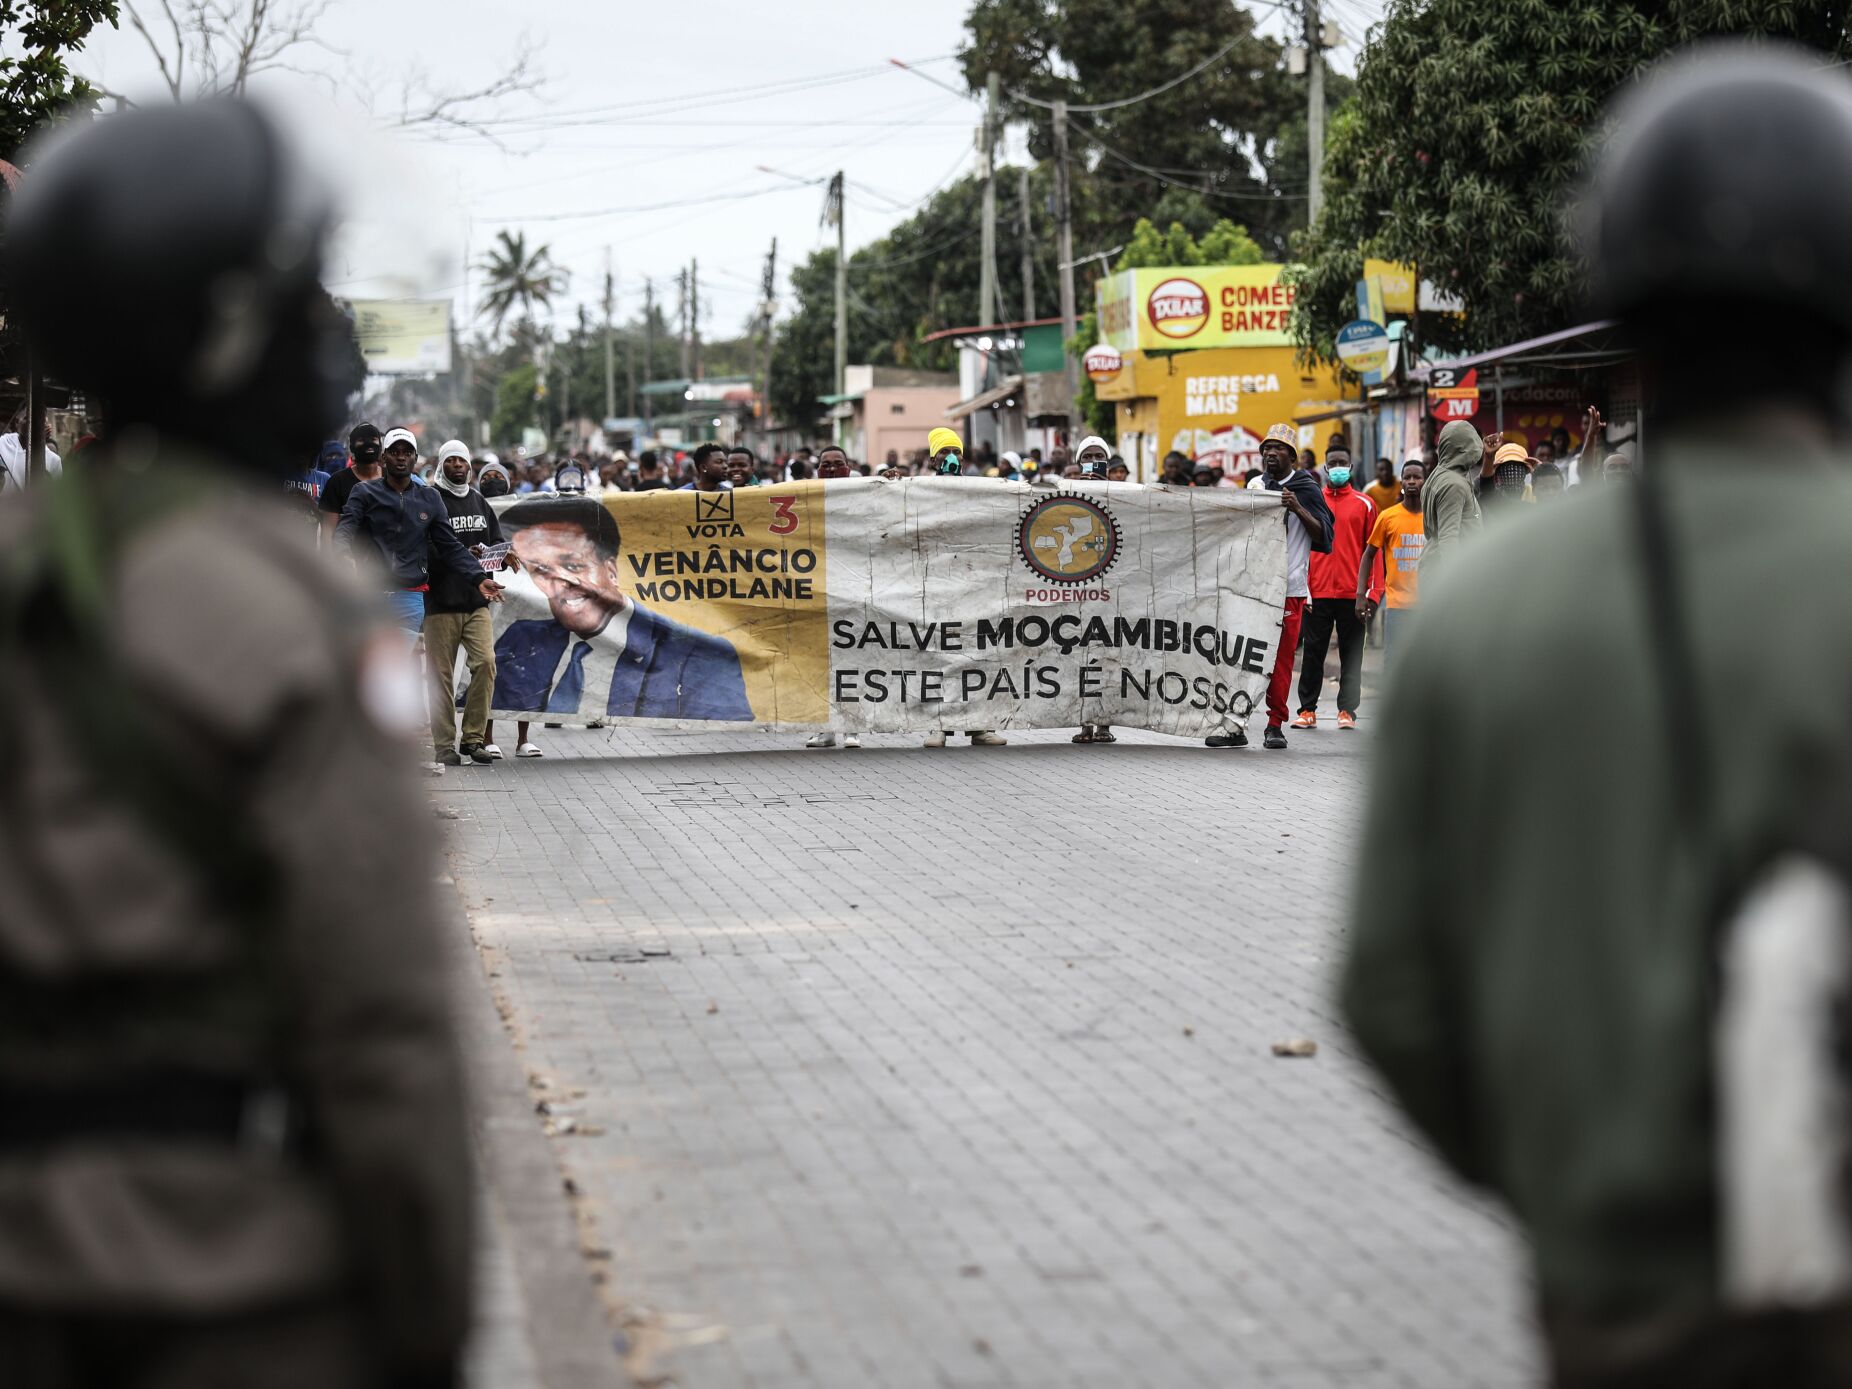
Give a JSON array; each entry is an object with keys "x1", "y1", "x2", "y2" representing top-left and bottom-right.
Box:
[{"x1": 768, "y1": 496, "x2": 799, "y2": 535}]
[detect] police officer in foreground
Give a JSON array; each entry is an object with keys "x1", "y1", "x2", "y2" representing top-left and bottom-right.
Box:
[
  {"x1": 1344, "y1": 46, "x2": 1852, "y2": 1387},
  {"x1": 0, "y1": 101, "x2": 471, "y2": 1386}
]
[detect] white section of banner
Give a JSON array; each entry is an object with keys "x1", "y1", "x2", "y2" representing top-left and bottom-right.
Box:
[{"x1": 824, "y1": 479, "x2": 1285, "y2": 737}]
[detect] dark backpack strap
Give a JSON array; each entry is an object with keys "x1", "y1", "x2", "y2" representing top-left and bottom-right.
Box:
[{"x1": 1630, "y1": 468, "x2": 1711, "y2": 841}]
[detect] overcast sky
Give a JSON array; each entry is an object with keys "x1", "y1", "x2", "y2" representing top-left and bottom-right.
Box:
[{"x1": 76, "y1": 0, "x2": 1362, "y2": 351}]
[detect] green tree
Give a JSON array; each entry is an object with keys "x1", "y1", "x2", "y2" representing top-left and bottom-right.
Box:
[
  {"x1": 491, "y1": 362, "x2": 537, "y2": 443},
  {"x1": 960, "y1": 0, "x2": 1345, "y2": 257},
  {"x1": 476, "y1": 230, "x2": 566, "y2": 342},
  {"x1": 0, "y1": 1, "x2": 116, "y2": 162},
  {"x1": 1292, "y1": 0, "x2": 1851, "y2": 362},
  {"x1": 1072, "y1": 217, "x2": 1265, "y2": 432}
]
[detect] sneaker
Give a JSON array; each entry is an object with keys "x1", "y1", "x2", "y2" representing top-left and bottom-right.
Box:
[
  {"x1": 436, "y1": 748, "x2": 463, "y2": 767},
  {"x1": 459, "y1": 743, "x2": 494, "y2": 765},
  {"x1": 1205, "y1": 728, "x2": 1249, "y2": 749},
  {"x1": 806, "y1": 731, "x2": 838, "y2": 749},
  {"x1": 1290, "y1": 709, "x2": 1317, "y2": 730},
  {"x1": 484, "y1": 743, "x2": 504, "y2": 760},
  {"x1": 842, "y1": 734, "x2": 861, "y2": 748},
  {"x1": 1263, "y1": 724, "x2": 1288, "y2": 750},
  {"x1": 586, "y1": 718, "x2": 605, "y2": 730},
  {"x1": 543, "y1": 721, "x2": 563, "y2": 730},
  {"x1": 1072, "y1": 728, "x2": 1095, "y2": 744},
  {"x1": 968, "y1": 731, "x2": 1007, "y2": 746},
  {"x1": 516, "y1": 742, "x2": 544, "y2": 758},
  {"x1": 423, "y1": 761, "x2": 447, "y2": 777},
  {"x1": 1093, "y1": 725, "x2": 1117, "y2": 744},
  {"x1": 1337, "y1": 711, "x2": 1357, "y2": 730},
  {"x1": 922, "y1": 731, "x2": 947, "y2": 748}
]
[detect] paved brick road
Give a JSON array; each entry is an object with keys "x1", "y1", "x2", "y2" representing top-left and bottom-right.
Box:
[{"x1": 443, "y1": 720, "x2": 1538, "y2": 1389}]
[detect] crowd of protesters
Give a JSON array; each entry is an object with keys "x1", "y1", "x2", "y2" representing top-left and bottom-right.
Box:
[{"x1": 211, "y1": 403, "x2": 1642, "y2": 769}]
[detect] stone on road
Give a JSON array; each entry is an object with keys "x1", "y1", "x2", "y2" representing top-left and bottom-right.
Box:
[{"x1": 443, "y1": 724, "x2": 1536, "y2": 1389}]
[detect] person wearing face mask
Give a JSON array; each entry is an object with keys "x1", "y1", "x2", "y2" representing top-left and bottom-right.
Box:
[
  {"x1": 1479, "y1": 439, "x2": 1537, "y2": 509},
  {"x1": 425, "y1": 440, "x2": 509, "y2": 766},
  {"x1": 1292, "y1": 447, "x2": 1380, "y2": 731},
  {"x1": 476, "y1": 459, "x2": 511, "y2": 499},
  {"x1": 317, "y1": 420, "x2": 382, "y2": 543}
]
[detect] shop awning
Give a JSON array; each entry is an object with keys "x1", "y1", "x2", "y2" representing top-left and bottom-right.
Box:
[
  {"x1": 944, "y1": 374, "x2": 1025, "y2": 419},
  {"x1": 1292, "y1": 399, "x2": 1372, "y2": 427},
  {"x1": 1411, "y1": 320, "x2": 1626, "y2": 379}
]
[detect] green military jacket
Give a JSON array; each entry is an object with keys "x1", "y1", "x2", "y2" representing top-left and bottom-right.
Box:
[
  {"x1": 0, "y1": 466, "x2": 471, "y2": 1374},
  {"x1": 1343, "y1": 446, "x2": 1852, "y2": 1325}
]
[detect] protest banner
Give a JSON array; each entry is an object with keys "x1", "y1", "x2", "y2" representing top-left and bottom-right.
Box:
[{"x1": 475, "y1": 479, "x2": 1287, "y2": 738}]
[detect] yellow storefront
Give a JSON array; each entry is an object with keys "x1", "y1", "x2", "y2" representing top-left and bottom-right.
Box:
[{"x1": 1089, "y1": 265, "x2": 1345, "y2": 481}]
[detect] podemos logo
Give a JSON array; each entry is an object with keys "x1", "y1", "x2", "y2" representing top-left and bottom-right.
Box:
[
  {"x1": 1017, "y1": 492, "x2": 1121, "y2": 584},
  {"x1": 1147, "y1": 276, "x2": 1208, "y2": 339}
]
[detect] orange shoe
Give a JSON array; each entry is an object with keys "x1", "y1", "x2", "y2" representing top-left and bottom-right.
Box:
[
  {"x1": 1290, "y1": 709, "x2": 1317, "y2": 729},
  {"x1": 1337, "y1": 711, "x2": 1357, "y2": 730}
]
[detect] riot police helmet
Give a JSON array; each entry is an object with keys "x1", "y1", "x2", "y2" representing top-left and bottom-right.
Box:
[{"x1": 3, "y1": 99, "x2": 354, "y2": 469}]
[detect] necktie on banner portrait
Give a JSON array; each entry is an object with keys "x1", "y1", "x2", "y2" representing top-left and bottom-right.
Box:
[{"x1": 476, "y1": 479, "x2": 1287, "y2": 739}]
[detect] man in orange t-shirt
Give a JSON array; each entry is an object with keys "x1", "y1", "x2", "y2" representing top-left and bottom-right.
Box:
[{"x1": 1356, "y1": 461, "x2": 1426, "y2": 665}]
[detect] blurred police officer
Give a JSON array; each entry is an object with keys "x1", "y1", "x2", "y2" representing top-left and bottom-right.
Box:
[
  {"x1": 0, "y1": 101, "x2": 471, "y2": 1387},
  {"x1": 1345, "y1": 46, "x2": 1852, "y2": 1387}
]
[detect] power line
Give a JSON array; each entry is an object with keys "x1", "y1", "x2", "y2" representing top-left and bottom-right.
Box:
[
  {"x1": 1010, "y1": 37, "x2": 1246, "y2": 113},
  {"x1": 1065, "y1": 115, "x2": 1309, "y2": 203}
]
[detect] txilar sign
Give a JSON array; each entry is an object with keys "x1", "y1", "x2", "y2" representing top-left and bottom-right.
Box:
[{"x1": 1097, "y1": 265, "x2": 1300, "y2": 352}]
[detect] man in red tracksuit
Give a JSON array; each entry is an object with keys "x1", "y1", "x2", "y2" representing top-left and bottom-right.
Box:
[
  {"x1": 1213, "y1": 423, "x2": 1333, "y2": 751},
  {"x1": 1294, "y1": 445, "x2": 1383, "y2": 730}
]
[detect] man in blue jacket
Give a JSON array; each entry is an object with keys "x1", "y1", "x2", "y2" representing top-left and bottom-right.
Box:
[{"x1": 492, "y1": 495, "x2": 752, "y2": 722}]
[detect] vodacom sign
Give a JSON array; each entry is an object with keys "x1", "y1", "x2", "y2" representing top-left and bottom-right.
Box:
[{"x1": 1146, "y1": 276, "x2": 1210, "y2": 340}]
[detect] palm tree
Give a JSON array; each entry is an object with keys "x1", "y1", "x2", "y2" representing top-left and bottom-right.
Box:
[{"x1": 477, "y1": 230, "x2": 567, "y2": 341}]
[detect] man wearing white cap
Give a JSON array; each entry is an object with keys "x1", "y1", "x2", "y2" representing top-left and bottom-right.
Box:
[
  {"x1": 425, "y1": 439, "x2": 508, "y2": 765},
  {"x1": 335, "y1": 426, "x2": 503, "y2": 650}
]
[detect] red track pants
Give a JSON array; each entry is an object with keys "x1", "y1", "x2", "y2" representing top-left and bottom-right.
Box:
[{"x1": 1265, "y1": 596, "x2": 1307, "y2": 729}]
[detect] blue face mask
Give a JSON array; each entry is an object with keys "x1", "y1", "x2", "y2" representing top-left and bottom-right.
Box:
[{"x1": 1327, "y1": 465, "x2": 1351, "y2": 487}]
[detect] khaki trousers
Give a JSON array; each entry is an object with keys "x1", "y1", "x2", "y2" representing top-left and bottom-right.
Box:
[{"x1": 424, "y1": 608, "x2": 495, "y2": 753}]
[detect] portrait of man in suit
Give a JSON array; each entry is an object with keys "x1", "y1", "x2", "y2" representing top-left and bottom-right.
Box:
[{"x1": 491, "y1": 496, "x2": 753, "y2": 722}]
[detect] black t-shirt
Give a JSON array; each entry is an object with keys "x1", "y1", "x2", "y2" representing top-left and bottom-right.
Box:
[
  {"x1": 425, "y1": 487, "x2": 505, "y2": 614},
  {"x1": 633, "y1": 475, "x2": 669, "y2": 491},
  {"x1": 318, "y1": 465, "x2": 372, "y2": 518}
]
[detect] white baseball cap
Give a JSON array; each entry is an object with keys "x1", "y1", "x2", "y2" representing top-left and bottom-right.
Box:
[
  {"x1": 381, "y1": 427, "x2": 418, "y2": 452},
  {"x1": 437, "y1": 438, "x2": 470, "y2": 464}
]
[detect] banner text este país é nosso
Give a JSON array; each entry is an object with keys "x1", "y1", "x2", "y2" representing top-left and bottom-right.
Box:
[{"x1": 474, "y1": 478, "x2": 1287, "y2": 737}]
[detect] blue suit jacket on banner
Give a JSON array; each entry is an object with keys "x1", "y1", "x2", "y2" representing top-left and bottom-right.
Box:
[{"x1": 492, "y1": 604, "x2": 753, "y2": 721}]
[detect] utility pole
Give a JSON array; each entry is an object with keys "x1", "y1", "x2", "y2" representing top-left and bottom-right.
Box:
[
  {"x1": 1018, "y1": 165, "x2": 1035, "y2": 322},
  {"x1": 979, "y1": 70, "x2": 1000, "y2": 330},
  {"x1": 827, "y1": 171, "x2": 846, "y2": 400},
  {"x1": 1306, "y1": 0, "x2": 1326, "y2": 223},
  {"x1": 758, "y1": 238, "x2": 778, "y2": 435},
  {"x1": 602, "y1": 248, "x2": 615, "y2": 422},
  {"x1": 690, "y1": 256, "x2": 702, "y2": 382},
  {"x1": 643, "y1": 277, "x2": 656, "y2": 433},
  {"x1": 676, "y1": 266, "x2": 690, "y2": 380},
  {"x1": 1051, "y1": 100, "x2": 1080, "y2": 437}
]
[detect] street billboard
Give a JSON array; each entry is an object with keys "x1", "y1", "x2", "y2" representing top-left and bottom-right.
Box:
[
  {"x1": 344, "y1": 297, "x2": 453, "y2": 375},
  {"x1": 467, "y1": 480, "x2": 1287, "y2": 739},
  {"x1": 1096, "y1": 265, "x2": 1299, "y2": 353}
]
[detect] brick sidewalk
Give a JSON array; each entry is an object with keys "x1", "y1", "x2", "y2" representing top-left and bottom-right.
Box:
[{"x1": 443, "y1": 721, "x2": 1537, "y2": 1389}]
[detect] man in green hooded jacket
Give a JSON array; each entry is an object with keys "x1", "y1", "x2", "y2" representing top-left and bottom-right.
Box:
[
  {"x1": 1414, "y1": 418, "x2": 1483, "y2": 589},
  {"x1": 1345, "y1": 46, "x2": 1852, "y2": 1387}
]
